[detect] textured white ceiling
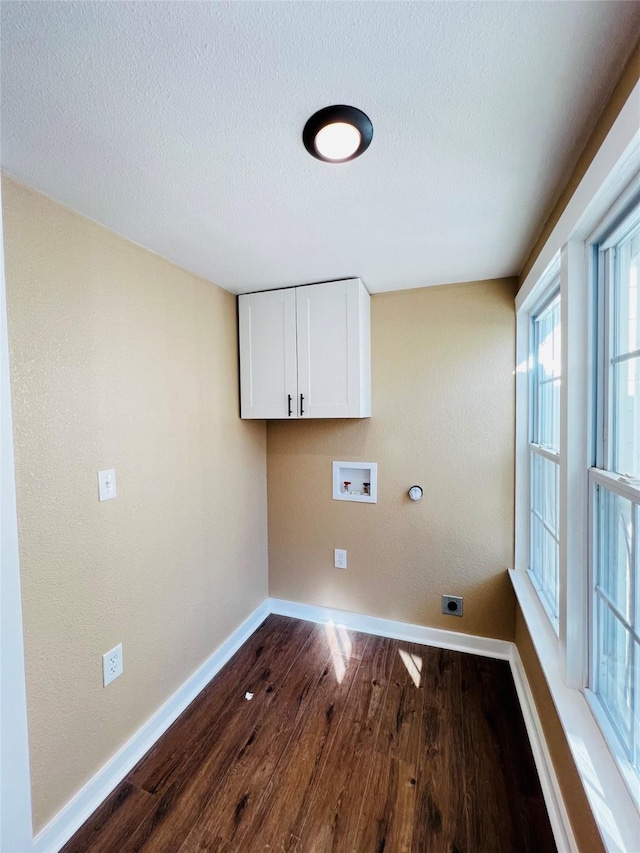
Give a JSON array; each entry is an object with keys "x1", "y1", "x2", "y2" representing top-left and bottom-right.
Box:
[{"x1": 2, "y1": 2, "x2": 639, "y2": 294}]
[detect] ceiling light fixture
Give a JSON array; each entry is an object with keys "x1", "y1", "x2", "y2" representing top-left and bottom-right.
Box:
[{"x1": 303, "y1": 105, "x2": 373, "y2": 163}]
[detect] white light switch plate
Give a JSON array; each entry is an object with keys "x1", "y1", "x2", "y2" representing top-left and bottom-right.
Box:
[{"x1": 98, "y1": 469, "x2": 117, "y2": 501}]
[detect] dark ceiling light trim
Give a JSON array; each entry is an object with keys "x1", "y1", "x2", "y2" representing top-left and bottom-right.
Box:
[{"x1": 303, "y1": 105, "x2": 373, "y2": 163}]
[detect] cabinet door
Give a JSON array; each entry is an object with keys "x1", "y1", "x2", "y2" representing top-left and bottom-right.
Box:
[
  {"x1": 239, "y1": 289, "x2": 297, "y2": 418},
  {"x1": 296, "y1": 279, "x2": 370, "y2": 418}
]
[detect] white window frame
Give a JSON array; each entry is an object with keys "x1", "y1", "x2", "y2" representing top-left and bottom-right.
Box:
[{"x1": 512, "y1": 77, "x2": 640, "y2": 852}]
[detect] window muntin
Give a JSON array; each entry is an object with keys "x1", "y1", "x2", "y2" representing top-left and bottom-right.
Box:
[
  {"x1": 529, "y1": 290, "x2": 561, "y2": 622},
  {"x1": 592, "y1": 209, "x2": 640, "y2": 800}
]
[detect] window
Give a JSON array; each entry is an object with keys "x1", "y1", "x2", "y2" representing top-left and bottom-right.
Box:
[
  {"x1": 590, "y1": 208, "x2": 640, "y2": 797},
  {"x1": 513, "y1": 95, "x2": 640, "y2": 848},
  {"x1": 529, "y1": 289, "x2": 561, "y2": 623}
]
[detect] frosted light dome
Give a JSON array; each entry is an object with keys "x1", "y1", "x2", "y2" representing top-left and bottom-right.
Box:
[{"x1": 314, "y1": 122, "x2": 362, "y2": 161}]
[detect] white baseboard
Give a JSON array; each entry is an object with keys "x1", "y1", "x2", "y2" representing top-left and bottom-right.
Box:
[
  {"x1": 32, "y1": 599, "x2": 270, "y2": 853},
  {"x1": 33, "y1": 596, "x2": 576, "y2": 853},
  {"x1": 268, "y1": 597, "x2": 513, "y2": 660}
]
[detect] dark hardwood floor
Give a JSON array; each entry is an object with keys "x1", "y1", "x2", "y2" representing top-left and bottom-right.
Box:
[{"x1": 62, "y1": 615, "x2": 556, "y2": 852}]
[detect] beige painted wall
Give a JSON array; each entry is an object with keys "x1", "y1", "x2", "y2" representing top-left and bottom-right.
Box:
[
  {"x1": 2, "y1": 176, "x2": 268, "y2": 832},
  {"x1": 515, "y1": 609, "x2": 604, "y2": 853},
  {"x1": 268, "y1": 279, "x2": 517, "y2": 639}
]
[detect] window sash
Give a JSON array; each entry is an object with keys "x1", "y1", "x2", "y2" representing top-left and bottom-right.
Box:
[
  {"x1": 590, "y1": 205, "x2": 640, "y2": 804},
  {"x1": 599, "y1": 218, "x2": 640, "y2": 480},
  {"x1": 528, "y1": 287, "x2": 561, "y2": 627},
  {"x1": 589, "y1": 470, "x2": 640, "y2": 804}
]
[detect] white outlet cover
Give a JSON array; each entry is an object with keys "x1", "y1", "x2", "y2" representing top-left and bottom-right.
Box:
[
  {"x1": 334, "y1": 548, "x2": 347, "y2": 569},
  {"x1": 102, "y1": 642, "x2": 123, "y2": 686},
  {"x1": 98, "y1": 469, "x2": 117, "y2": 501}
]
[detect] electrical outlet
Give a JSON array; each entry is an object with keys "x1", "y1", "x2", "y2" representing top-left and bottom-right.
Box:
[
  {"x1": 102, "y1": 643, "x2": 123, "y2": 686},
  {"x1": 442, "y1": 595, "x2": 463, "y2": 617},
  {"x1": 334, "y1": 548, "x2": 347, "y2": 569}
]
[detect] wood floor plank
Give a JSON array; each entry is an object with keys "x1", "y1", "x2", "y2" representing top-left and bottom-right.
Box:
[
  {"x1": 128, "y1": 615, "x2": 313, "y2": 796},
  {"x1": 292, "y1": 634, "x2": 395, "y2": 852},
  {"x1": 121, "y1": 621, "x2": 321, "y2": 852},
  {"x1": 126, "y1": 614, "x2": 288, "y2": 793},
  {"x1": 60, "y1": 782, "x2": 156, "y2": 853},
  {"x1": 374, "y1": 640, "x2": 425, "y2": 765},
  {"x1": 459, "y1": 654, "x2": 517, "y2": 850},
  {"x1": 412, "y1": 647, "x2": 470, "y2": 852},
  {"x1": 176, "y1": 628, "x2": 339, "y2": 849},
  {"x1": 353, "y1": 752, "x2": 418, "y2": 853},
  {"x1": 230, "y1": 636, "x2": 369, "y2": 851},
  {"x1": 460, "y1": 654, "x2": 557, "y2": 853},
  {"x1": 413, "y1": 649, "x2": 557, "y2": 853}
]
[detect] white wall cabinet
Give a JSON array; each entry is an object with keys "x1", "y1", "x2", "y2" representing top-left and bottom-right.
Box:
[{"x1": 239, "y1": 278, "x2": 370, "y2": 419}]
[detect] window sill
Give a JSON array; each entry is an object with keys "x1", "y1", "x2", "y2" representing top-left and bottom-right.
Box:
[
  {"x1": 509, "y1": 569, "x2": 640, "y2": 853},
  {"x1": 526, "y1": 568, "x2": 560, "y2": 635}
]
